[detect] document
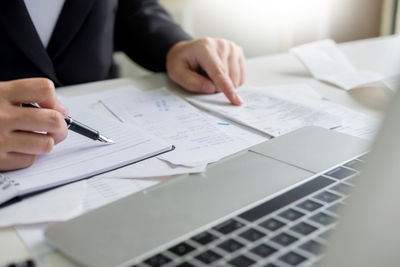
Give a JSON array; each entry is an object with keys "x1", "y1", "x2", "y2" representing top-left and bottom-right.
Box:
[
  {"x1": 68, "y1": 86, "x2": 210, "y2": 173},
  {"x1": 94, "y1": 157, "x2": 206, "y2": 179},
  {"x1": 301, "y1": 98, "x2": 380, "y2": 140},
  {"x1": 81, "y1": 176, "x2": 160, "y2": 211},
  {"x1": 291, "y1": 39, "x2": 383, "y2": 90},
  {"x1": 1, "y1": 99, "x2": 173, "y2": 201},
  {"x1": 187, "y1": 85, "x2": 341, "y2": 137},
  {"x1": 256, "y1": 84, "x2": 380, "y2": 140},
  {"x1": 101, "y1": 88, "x2": 267, "y2": 166},
  {"x1": 0, "y1": 180, "x2": 86, "y2": 228}
]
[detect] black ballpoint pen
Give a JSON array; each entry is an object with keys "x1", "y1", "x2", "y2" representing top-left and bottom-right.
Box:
[{"x1": 22, "y1": 103, "x2": 114, "y2": 144}]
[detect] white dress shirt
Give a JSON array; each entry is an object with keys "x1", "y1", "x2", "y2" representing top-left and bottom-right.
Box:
[{"x1": 24, "y1": 0, "x2": 65, "y2": 47}]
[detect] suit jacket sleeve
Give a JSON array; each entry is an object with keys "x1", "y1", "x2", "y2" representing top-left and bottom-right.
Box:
[{"x1": 115, "y1": 0, "x2": 192, "y2": 72}]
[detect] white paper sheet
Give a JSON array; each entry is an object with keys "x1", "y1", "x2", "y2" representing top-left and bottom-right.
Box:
[
  {"x1": 305, "y1": 98, "x2": 380, "y2": 140},
  {"x1": 0, "y1": 180, "x2": 86, "y2": 228},
  {"x1": 291, "y1": 39, "x2": 383, "y2": 90},
  {"x1": 16, "y1": 224, "x2": 53, "y2": 257},
  {"x1": 277, "y1": 90, "x2": 380, "y2": 140},
  {"x1": 67, "y1": 86, "x2": 210, "y2": 173},
  {"x1": 101, "y1": 88, "x2": 267, "y2": 166},
  {"x1": 81, "y1": 176, "x2": 159, "y2": 211},
  {"x1": 187, "y1": 85, "x2": 341, "y2": 137},
  {"x1": 94, "y1": 157, "x2": 206, "y2": 179},
  {"x1": 3, "y1": 99, "x2": 171, "y2": 195}
]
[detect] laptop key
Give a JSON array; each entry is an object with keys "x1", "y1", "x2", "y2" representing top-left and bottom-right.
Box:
[
  {"x1": 327, "y1": 202, "x2": 345, "y2": 214},
  {"x1": 314, "y1": 191, "x2": 341, "y2": 203},
  {"x1": 345, "y1": 176, "x2": 356, "y2": 185},
  {"x1": 217, "y1": 239, "x2": 244, "y2": 252},
  {"x1": 213, "y1": 219, "x2": 244, "y2": 234},
  {"x1": 176, "y1": 262, "x2": 195, "y2": 267},
  {"x1": 228, "y1": 255, "x2": 256, "y2": 267},
  {"x1": 279, "y1": 251, "x2": 307, "y2": 266},
  {"x1": 296, "y1": 199, "x2": 323, "y2": 212},
  {"x1": 325, "y1": 167, "x2": 356, "y2": 180},
  {"x1": 278, "y1": 208, "x2": 305, "y2": 221},
  {"x1": 250, "y1": 244, "x2": 277, "y2": 258},
  {"x1": 259, "y1": 218, "x2": 285, "y2": 231},
  {"x1": 239, "y1": 228, "x2": 266, "y2": 242},
  {"x1": 143, "y1": 254, "x2": 171, "y2": 267},
  {"x1": 318, "y1": 229, "x2": 333, "y2": 241},
  {"x1": 300, "y1": 240, "x2": 324, "y2": 255},
  {"x1": 330, "y1": 183, "x2": 352, "y2": 195},
  {"x1": 358, "y1": 154, "x2": 368, "y2": 161},
  {"x1": 310, "y1": 212, "x2": 336, "y2": 226},
  {"x1": 291, "y1": 222, "x2": 317, "y2": 235},
  {"x1": 239, "y1": 176, "x2": 334, "y2": 222},
  {"x1": 271, "y1": 232, "x2": 298, "y2": 246},
  {"x1": 168, "y1": 242, "x2": 195, "y2": 256},
  {"x1": 344, "y1": 159, "x2": 364, "y2": 171},
  {"x1": 191, "y1": 232, "x2": 217, "y2": 245},
  {"x1": 195, "y1": 250, "x2": 222, "y2": 264}
]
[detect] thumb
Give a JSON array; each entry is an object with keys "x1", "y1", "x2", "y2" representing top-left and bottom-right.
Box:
[{"x1": 170, "y1": 67, "x2": 217, "y2": 94}]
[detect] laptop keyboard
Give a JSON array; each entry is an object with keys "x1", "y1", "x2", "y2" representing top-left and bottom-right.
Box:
[{"x1": 138, "y1": 156, "x2": 364, "y2": 267}]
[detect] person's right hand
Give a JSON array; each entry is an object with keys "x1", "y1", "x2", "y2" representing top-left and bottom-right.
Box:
[{"x1": 0, "y1": 78, "x2": 69, "y2": 171}]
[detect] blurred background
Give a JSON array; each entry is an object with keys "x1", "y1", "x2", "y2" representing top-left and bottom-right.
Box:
[{"x1": 116, "y1": 0, "x2": 400, "y2": 77}]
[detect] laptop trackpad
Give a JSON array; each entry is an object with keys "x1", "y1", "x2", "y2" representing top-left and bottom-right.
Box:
[{"x1": 251, "y1": 126, "x2": 370, "y2": 173}]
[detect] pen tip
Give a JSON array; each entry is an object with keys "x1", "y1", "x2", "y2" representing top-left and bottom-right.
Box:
[{"x1": 98, "y1": 135, "x2": 115, "y2": 144}]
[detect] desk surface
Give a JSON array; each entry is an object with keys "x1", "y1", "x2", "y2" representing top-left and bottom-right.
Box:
[{"x1": 1, "y1": 35, "x2": 399, "y2": 267}]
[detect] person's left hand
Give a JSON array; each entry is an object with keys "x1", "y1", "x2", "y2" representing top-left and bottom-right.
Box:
[{"x1": 166, "y1": 38, "x2": 245, "y2": 105}]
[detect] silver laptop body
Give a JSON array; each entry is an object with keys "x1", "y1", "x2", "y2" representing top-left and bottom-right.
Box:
[{"x1": 45, "y1": 120, "x2": 371, "y2": 266}]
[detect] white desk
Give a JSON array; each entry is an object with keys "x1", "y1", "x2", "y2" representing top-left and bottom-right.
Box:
[{"x1": 1, "y1": 35, "x2": 399, "y2": 267}]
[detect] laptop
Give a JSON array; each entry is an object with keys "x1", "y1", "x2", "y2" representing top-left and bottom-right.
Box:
[{"x1": 45, "y1": 91, "x2": 399, "y2": 266}]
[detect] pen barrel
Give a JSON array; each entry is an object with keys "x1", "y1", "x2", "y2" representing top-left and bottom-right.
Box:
[{"x1": 65, "y1": 117, "x2": 99, "y2": 140}]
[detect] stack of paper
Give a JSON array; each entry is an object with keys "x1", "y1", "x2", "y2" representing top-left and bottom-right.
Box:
[
  {"x1": 101, "y1": 88, "x2": 267, "y2": 166},
  {"x1": 291, "y1": 39, "x2": 383, "y2": 90},
  {"x1": 186, "y1": 85, "x2": 342, "y2": 137}
]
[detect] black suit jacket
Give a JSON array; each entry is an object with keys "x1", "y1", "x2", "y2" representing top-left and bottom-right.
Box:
[{"x1": 0, "y1": 0, "x2": 191, "y2": 86}]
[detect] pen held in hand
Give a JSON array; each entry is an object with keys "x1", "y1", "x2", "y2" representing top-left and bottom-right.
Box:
[{"x1": 22, "y1": 103, "x2": 115, "y2": 144}]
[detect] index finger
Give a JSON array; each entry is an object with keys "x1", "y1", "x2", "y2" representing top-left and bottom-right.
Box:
[
  {"x1": 1, "y1": 78, "x2": 68, "y2": 116},
  {"x1": 199, "y1": 51, "x2": 242, "y2": 105}
]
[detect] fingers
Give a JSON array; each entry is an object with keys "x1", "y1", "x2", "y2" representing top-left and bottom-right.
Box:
[
  {"x1": 1, "y1": 78, "x2": 69, "y2": 116},
  {"x1": 5, "y1": 132, "x2": 55, "y2": 155},
  {"x1": 199, "y1": 45, "x2": 242, "y2": 105},
  {"x1": 167, "y1": 38, "x2": 246, "y2": 105},
  {"x1": 227, "y1": 46, "x2": 241, "y2": 88},
  {"x1": 238, "y1": 49, "x2": 246, "y2": 86},
  {"x1": 0, "y1": 152, "x2": 36, "y2": 171},
  {"x1": 0, "y1": 78, "x2": 69, "y2": 170},
  {"x1": 171, "y1": 64, "x2": 217, "y2": 94},
  {"x1": 8, "y1": 106, "x2": 69, "y2": 144}
]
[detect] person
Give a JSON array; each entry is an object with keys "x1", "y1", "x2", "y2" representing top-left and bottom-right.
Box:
[{"x1": 0, "y1": 0, "x2": 245, "y2": 171}]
